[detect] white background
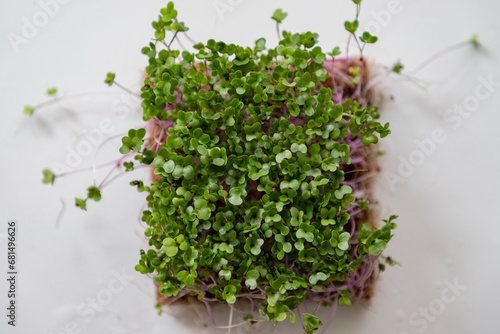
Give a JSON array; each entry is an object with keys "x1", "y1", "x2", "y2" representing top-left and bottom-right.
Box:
[{"x1": 1, "y1": 0, "x2": 500, "y2": 333}]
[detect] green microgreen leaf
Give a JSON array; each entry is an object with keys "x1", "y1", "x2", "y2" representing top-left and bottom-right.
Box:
[
  {"x1": 392, "y1": 60, "x2": 404, "y2": 74},
  {"x1": 105, "y1": 72, "x2": 115, "y2": 86},
  {"x1": 75, "y1": 198, "x2": 87, "y2": 211},
  {"x1": 87, "y1": 186, "x2": 101, "y2": 202},
  {"x1": 328, "y1": 46, "x2": 341, "y2": 58},
  {"x1": 46, "y1": 87, "x2": 57, "y2": 96},
  {"x1": 359, "y1": 31, "x2": 378, "y2": 44},
  {"x1": 469, "y1": 34, "x2": 481, "y2": 49},
  {"x1": 344, "y1": 20, "x2": 359, "y2": 34},
  {"x1": 24, "y1": 106, "x2": 34, "y2": 116},
  {"x1": 272, "y1": 9, "x2": 288, "y2": 23},
  {"x1": 42, "y1": 169, "x2": 56, "y2": 185}
]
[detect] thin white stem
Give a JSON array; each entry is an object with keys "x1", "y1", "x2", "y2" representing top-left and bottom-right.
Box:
[
  {"x1": 113, "y1": 82, "x2": 141, "y2": 98},
  {"x1": 183, "y1": 31, "x2": 196, "y2": 44},
  {"x1": 98, "y1": 165, "x2": 148, "y2": 190},
  {"x1": 408, "y1": 40, "x2": 471, "y2": 75},
  {"x1": 97, "y1": 164, "x2": 119, "y2": 189},
  {"x1": 31, "y1": 91, "x2": 115, "y2": 113},
  {"x1": 345, "y1": 4, "x2": 361, "y2": 71},
  {"x1": 55, "y1": 160, "x2": 116, "y2": 179},
  {"x1": 227, "y1": 305, "x2": 234, "y2": 334},
  {"x1": 92, "y1": 132, "x2": 127, "y2": 184},
  {"x1": 55, "y1": 198, "x2": 66, "y2": 228},
  {"x1": 318, "y1": 298, "x2": 338, "y2": 334},
  {"x1": 312, "y1": 300, "x2": 322, "y2": 315}
]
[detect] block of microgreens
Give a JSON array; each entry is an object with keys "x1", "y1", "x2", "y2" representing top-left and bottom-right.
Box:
[{"x1": 121, "y1": 2, "x2": 394, "y2": 332}]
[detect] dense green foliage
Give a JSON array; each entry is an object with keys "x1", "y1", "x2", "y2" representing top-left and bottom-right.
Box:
[{"x1": 123, "y1": 1, "x2": 396, "y2": 331}]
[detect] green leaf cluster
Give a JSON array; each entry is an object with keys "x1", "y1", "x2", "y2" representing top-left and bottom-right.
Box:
[
  {"x1": 120, "y1": 128, "x2": 146, "y2": 154},
  {"x1": 105, "y1": 72, "x2": 115, "y2": 86}
]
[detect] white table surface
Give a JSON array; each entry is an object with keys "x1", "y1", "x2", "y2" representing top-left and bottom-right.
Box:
[{"x1": 1, "y1": 1, "x2": 499, "y2": 333}]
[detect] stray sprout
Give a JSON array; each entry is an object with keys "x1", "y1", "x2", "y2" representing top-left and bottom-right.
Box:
[
  {"x1": 46, "y1": 87, "x2": 57, "y2": 96},
  {"x1": 104, "y1": 72, "x2": 139, "y2": 97},
  {"x1": 123, "y1": 161, "x2": 134, "y2": 171},
  {"x1": 344, "y1": 20, "x2": 359, "y2": 35},
  {"x1": 359, "y1": 31, "x2": 378, "y2": 44},
  {"x1": 328, "y1": 46, "x2": 341, "y2": 58},
  {"x1": 104, "y1": 72, "x2": 115, "y2": 86},
  {"x1": 271, "y1": 9, "x2": 288, "y2": 40},
  {"x1": 409, "y1": 34, "x2": 481, "y2": 75},
  {"x1": 87, "y1": 186, "x2": 102, "y2": 202},
  {"x1": 74, "y1": 186, "x2": 102, "y2": 211},
  {"x1": 24, "y1": 105, "x2": 34, "y2": 116},
  {"x1": 42, "y1": 169, "x2": 56, "y2": 185},
  {"x1": 74, "y1": 197, "x2": 87, "y2": 211},
  {"x1": 392, "y1": 60, "x2": 404, "y2": 74},
  {"x1": 24, "y1": 86, "x2": 59, "y2": 116},
  {"x1": 470, "y1": 34, "x2": 481, "y2": 49},
  {"x1": 343, "y1": 0, "x2": 380, "y2": 60}
]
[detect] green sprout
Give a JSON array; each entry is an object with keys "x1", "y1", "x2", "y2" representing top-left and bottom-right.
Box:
[
  {"x1": 46, "y1": 87, "x2": 57, "y2": 96},
  {"x1": 42, "y1": 169, "x2": 56, "y2": 185},
  {"x1": 74, "y1": 198, "x2": 87, "y2": 211},
  {"x1": 105, "y1": 72, "x2": 115, "y2": 86},
  {"x1": 24, "y1": 105, "x2": 35, "y2": 116},
  {"x1": 469, "y1": 34, "x2": 481, "y2": 49},
  {"x1": 392, "y1": 60, "x2": 404, "y2": 74},
  {"x1": 272, "y1": 8, "x2": 288, "y2": 39}
]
